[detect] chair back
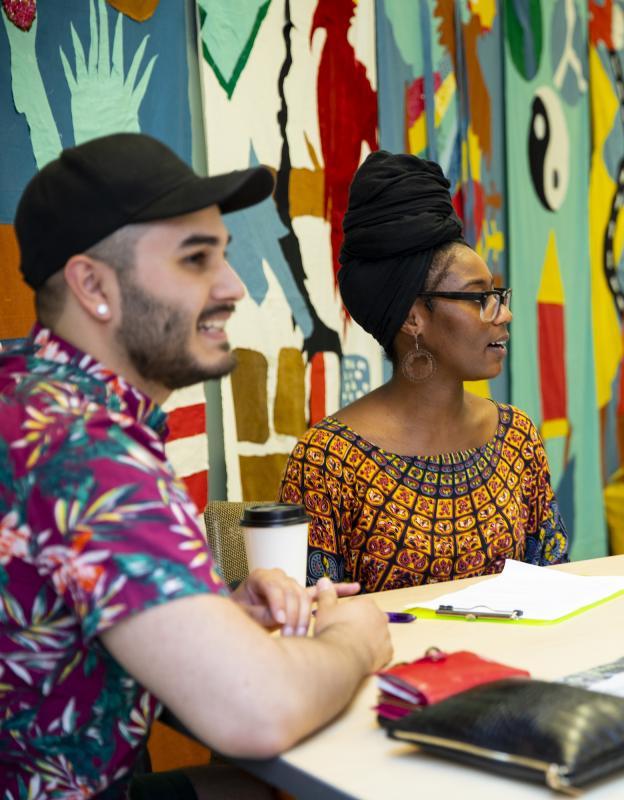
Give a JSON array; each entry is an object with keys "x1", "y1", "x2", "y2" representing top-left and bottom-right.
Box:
[{"x1": 203, "y1": 500, "x2": 272, "y2": 586}]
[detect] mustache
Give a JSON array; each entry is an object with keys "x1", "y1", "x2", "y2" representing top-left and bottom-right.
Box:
[{"x1": 197, "y1": 304, "x2": 236, "y2": 325}]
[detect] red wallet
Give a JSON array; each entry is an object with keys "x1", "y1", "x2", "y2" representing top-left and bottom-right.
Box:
[{"x1": 376, "y1": 648, "x2": 530, "y2": 720}]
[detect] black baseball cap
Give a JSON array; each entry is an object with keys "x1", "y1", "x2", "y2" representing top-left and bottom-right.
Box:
[{"x1": 15, "y1": 132, "x2": 275, "y2": 289}]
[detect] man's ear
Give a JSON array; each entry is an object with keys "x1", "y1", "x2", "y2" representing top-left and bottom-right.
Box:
[{"x1": 63, "y1": 255, "x2": 114, "y2": 321}]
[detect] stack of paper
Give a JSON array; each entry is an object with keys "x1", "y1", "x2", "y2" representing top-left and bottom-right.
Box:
[{"x1": 406, "y1": 560, "x2": 624, "y2": 624}]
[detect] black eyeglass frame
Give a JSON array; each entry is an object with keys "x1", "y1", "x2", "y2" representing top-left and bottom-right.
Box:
[{"x1": 417, "y1": 288, "x2": 512, "y2": 319}]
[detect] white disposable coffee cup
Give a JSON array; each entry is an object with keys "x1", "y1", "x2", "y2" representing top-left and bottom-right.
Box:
[{"x1": 240, "y1": 504, "x2": 310, "y2": 586}]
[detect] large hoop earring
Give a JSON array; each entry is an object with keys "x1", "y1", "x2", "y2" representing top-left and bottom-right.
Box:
[{"x1": 401, "y1": 334, "x2": 436, "y2": 383}]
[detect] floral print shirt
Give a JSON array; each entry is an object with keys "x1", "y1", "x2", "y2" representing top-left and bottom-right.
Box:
[{"x1": 0, "y1": 327, "x2": 227, "y2": 799}]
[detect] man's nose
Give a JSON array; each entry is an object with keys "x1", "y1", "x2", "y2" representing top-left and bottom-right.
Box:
[{"x1": 213, "y1": 259, "x2": 246, "y2": 302}]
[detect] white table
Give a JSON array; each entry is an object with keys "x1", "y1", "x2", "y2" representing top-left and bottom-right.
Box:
[{"x1": 237, "y1": 556, "x2": 624, "y2": 799}]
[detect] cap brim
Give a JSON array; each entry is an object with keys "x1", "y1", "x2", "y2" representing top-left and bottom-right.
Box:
[{"x1": 133, "y1": 165, "x2": 275, "y2": 223}]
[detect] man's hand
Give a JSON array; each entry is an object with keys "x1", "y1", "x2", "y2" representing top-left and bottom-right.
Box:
[
  {"x1": 313, "y1": 577, "x2": 393, "y2": 674},
  {"x1": 231, "y1": 569, "x2": 360, "y2": 636}
]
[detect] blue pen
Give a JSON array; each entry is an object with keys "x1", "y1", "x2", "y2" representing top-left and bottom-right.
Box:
[{"x1": 386, "y1": 611, "x2": 416, "y2": 623}]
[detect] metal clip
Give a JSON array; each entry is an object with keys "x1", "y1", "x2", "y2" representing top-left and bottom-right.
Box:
[{"x1": 435, "y1": 604, "x2": 523, "y2": 621}]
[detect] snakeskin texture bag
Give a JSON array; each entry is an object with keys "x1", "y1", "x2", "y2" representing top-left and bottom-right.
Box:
[{"x1": 384, "y1": 678, "x2": 624, "y2": 794}]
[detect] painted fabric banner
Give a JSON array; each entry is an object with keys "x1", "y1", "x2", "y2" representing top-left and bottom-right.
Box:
[
  {"x1": 197, "y1": 0, "x2": 382, "y2": 500},
  {"x1": 589, "y1": 0, "x2": 624, "y2": 552},
  {"x1": 504, "y1": 0, "x2": 606, "y2": 559},
  {"x1": 0, "y1": 0, "x2": 209, "y2": 511},
  {"x1": 375, "y1": 0, "x2": 508, "y2": 400}
]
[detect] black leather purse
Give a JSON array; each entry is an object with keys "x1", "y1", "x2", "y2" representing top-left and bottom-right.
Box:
[{"x1": 383, "y1": 678, "x2": 624, "y2": 794}]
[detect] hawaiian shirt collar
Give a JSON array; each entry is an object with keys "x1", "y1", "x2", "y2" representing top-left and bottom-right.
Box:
[{"x1": 28, "y1": 324, "x2": 168, "y2": 435}]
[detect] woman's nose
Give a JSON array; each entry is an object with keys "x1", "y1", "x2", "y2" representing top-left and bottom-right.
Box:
[{"x1": 496, "y1": 303, "x2": 512, "y2": 324}]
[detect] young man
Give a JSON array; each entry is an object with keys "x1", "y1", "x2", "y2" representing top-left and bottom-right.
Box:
[{"x1": 0, "y1": 133, "x2": 392, "y2": 799}]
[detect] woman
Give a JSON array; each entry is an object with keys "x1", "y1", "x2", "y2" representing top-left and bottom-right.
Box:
[{"x1": 279, "y1": 151, "x2": 568, "y2": 593}]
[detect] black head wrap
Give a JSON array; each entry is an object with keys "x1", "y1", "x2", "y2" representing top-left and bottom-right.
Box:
[{"x1": 338, "y1": 151, "x2": 464, "y2": 351}]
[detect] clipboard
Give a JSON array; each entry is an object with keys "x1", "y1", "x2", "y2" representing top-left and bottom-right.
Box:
[
  {"x1": 404, "y1": 592, "x2": 624, "y2": 625},
  {"x1": 401, "y1": 560, "x2": 624, "y2": 626}
]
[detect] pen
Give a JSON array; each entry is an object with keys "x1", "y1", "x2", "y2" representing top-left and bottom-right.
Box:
[
  {"x1": 386, "y1": 612, "x2": 417, "y2": 623},
  {"x1": 312, "y1": 609, "x2": 416, "y2": 622}
]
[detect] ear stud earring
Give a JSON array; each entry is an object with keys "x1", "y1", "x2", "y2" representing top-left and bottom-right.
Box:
[{"x1": 96, "y1": 303, "x2": 109, "y2": 316}]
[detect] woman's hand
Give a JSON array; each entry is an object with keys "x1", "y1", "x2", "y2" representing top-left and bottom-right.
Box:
[{"x1": 231, "y1": 570, "x2": 360, "y2": 636}]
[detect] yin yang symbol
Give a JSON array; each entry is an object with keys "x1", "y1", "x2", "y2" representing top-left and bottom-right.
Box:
[{"x1": 528, "y1": 87, "x2": 570, "y2": 212}]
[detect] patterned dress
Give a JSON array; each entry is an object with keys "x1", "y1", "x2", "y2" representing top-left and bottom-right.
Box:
[
  {"x1": 279, "y1": 403, "x2": 568, "y2": 592},
  {"x1": 0, "y1": 327, "x2": 228, "y2": 799}
]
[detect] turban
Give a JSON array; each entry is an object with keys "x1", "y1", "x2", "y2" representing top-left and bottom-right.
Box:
[{"x1": 338, "y1": 151, "x2": 464, "y2": 351}]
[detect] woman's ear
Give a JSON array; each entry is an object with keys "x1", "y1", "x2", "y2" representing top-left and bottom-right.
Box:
[{"x1": 399, "y1": 300, "x2": 425, "y2": 337}]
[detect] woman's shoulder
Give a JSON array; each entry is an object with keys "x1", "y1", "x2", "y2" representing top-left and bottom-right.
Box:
[
  {"x1": 294, "y1": 414, "x2": 357, "y2": 450},
  {"x1": 493, "y1": 402, "x2": 544, "y2": 446}
]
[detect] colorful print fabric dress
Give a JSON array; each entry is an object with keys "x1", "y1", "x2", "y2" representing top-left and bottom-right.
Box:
[
  {"x1": 0, "y1": 327, "x2": 228, "y2": 799},
  {"x1": 279, "y1": 403, "x2": 568, "y2": 592}
]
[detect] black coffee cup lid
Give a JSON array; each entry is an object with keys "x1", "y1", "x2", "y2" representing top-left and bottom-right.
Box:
[{"x1": 240, "y1": 503, "x2": 309, "y2": 527}]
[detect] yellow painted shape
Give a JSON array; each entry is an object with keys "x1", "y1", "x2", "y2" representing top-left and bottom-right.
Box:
[
  {"x1": 407, "y1": 115, "x2": 427, "y2": 156},
  {"x1": 274, "y1": 348, "x2": 307, "y2": 437},
  {"x1": 468, "y1": 0, "x2": 496, "y2": 29},
  {"x1": 240, "y1": 453, "x2": 290, "y2": 500},
  {"x1": 467, "y1": 125, "x2": 482, "y2": 182},
  {"x1": 434, "y1": 72, "x2": 457, "y2": 125},
  {"x1": 537, "y1": 231, "x2": 565, "y2": 304},
  {"x1": 230, "y1": 348, "x2": 269, "y2": 443},
  {"x1": 464, "y1": 379, "x2": 491, "y2": 398},
  {"x1": 541, "y1": 418, "x2": 569, "y2": 439},
  {"x1": 589, "y1": 47, "x2": 623, "y2": 409},
  {"x1": 289, "y1": 168, "x2": 324, "y2": 218}
]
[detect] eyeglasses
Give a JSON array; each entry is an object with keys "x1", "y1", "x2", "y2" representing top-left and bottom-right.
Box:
[{"x1": 418, "y1": 288, "x2": 512, "y2": 323}]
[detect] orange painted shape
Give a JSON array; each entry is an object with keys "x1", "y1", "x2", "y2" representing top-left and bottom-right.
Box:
[
  {"x1": 0, "y1": 224, "x2": 35, "y2": 339},
  {"x1": 166, "y1": 403, "x2": 206, "y2": 442},
  {"x1": 182, "y1": 470, "x2": 208, "y2": 514},
  {"x1": 147, "y1": 719, "x2": 211, "y2": 772},
  {"x1": 106, "y1": 0, "x2": 159, "y2": 21},
  {"x1": 309, "y1": 352, "x2": 326, "y2": 426}
]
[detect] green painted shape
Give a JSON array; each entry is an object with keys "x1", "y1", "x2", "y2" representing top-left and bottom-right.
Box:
[
  {"x1": 504, "y1": 0, "x2": 542, "y2": 81},
  {"x1": 2, "y1": 12, "x2": 62, "y2": 168},
  {"x1": 380, "y1": 0, "x2": 423, "y2": 72},
  {"x1": 504, "y1": 3, "x2": 606, "y2": 560},
  {"x1": 198, "y1": 0, "x2": 271, "y2": 99}
]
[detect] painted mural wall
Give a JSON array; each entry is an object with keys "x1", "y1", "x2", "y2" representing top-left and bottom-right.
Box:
[
  {"x1": 0, "y1": 0, "x2": 211, "y2": 513},
  {"x1": 0, "y1": 0, "x2": 620, "y2": 559}
]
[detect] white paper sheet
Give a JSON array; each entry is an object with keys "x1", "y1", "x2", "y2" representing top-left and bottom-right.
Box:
[{"x1": 407, "y1": 559, "x2": 624, "y2": 622}]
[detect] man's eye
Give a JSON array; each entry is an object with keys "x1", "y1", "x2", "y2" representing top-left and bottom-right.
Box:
[{"x1": 185, "y1": 251, "x2": 207, "y2": 267}]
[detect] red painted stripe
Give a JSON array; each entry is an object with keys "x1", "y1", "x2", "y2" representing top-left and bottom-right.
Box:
[
  {"x1": 182, "y1": 470, "x2": 208, "y2": 514},
  {"x1": 309, "y1": 352, "x2": 326, "y2": 426},
  {"x1": 538, "y1": 303, "x2": 567, "y2": 421},
  {"x1": 166, "y1": 403, "x2": 206, "y2": 442}
]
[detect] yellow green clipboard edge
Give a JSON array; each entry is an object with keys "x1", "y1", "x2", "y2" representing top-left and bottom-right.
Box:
[{"x1": 404, "y1": 588, "x2": 624, "y2": 626}]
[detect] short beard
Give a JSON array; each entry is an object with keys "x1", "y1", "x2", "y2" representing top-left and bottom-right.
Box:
[{"x1": 115, "y1": 276, "x2": 237, "y2": 390}]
